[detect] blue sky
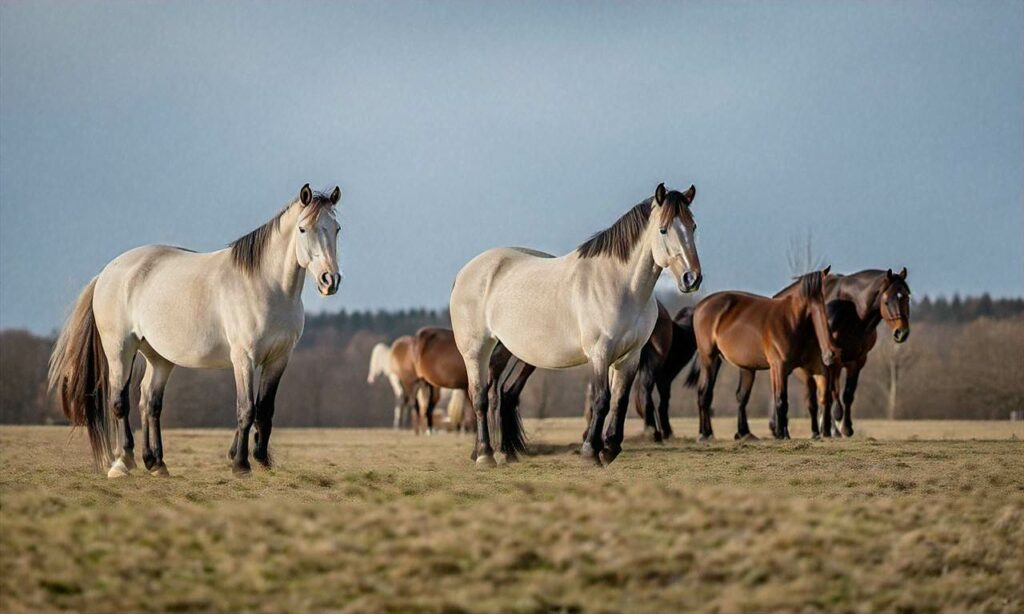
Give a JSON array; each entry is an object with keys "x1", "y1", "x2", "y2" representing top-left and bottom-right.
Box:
[{"x1": 1, "y1": 1, "x2": 1021, "y2": 333}]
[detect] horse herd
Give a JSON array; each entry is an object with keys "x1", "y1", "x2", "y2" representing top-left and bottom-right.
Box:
[{"x1": 49, "y1": 181, "x2": 910, "y2": 477}]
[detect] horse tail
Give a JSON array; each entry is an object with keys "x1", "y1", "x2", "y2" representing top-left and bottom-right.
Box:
[
  {"x1": 448, "y1": 389, "x2": 466, "y2": 431},
  {"x1": 48, "y1": 277, "x2": 111, "y2": 469},
  {"x1": 498, "y1": 363, "x2": 528, "y2": 457},
  {"x1": 632, "y1": 343, "x2": 656, "y2": 418},
  {"x1": 683, "y1": 358, "x2": 701, "y2": 388}
]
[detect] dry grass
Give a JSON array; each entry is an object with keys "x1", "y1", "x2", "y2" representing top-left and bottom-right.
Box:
[{"x1": 2, "y1": 418, "x2": 1022, "y2": 613}]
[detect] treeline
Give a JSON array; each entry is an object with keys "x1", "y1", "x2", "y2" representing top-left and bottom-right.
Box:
[
  {"x1": 1, "y1": 296, "x2": 1022, "y2": 428},
  {"x1": 912, "y1": 294, "x2": 1024, "y2": 323}
]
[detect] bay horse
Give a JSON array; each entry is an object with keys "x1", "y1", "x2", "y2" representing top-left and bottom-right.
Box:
[
  {"x1": 387, "y1": 335, "x2": 420, "y2": 430},
  {"x1": 769, "y1": 268, "x2": 911, "y2": 437},
  {"x1": 49, "y1": 184, "x2": 342, "y2": 477},
  {"x1": 450, "y1": 183, "x2": 702, "y2": 466},
  {"x1": 411, "y1": 327, "x2": 468, "y2": 434},
  {"x1": 689, "y1": 268, "x2": 840, "y2": 440}
]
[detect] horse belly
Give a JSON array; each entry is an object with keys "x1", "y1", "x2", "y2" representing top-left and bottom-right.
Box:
[
  {"x1": 136, "y1": 302, "x2": 232, "y2": 368},
  {"x1": 716, "y1": 325, "x2": 770, "y2": 371}
]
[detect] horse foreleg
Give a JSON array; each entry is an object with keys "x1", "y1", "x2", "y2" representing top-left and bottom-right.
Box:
[
  {"x1": 230, "y1": 352, "x2": 257, "y2": 476},
  {"x1": 254, "y1": 356, "x2": 288, "y2": 468},
  {"x1": 602, "y1": 351, "x2": 642, "y2": 465},
  {"x1": 581, "y1": 357, "x2": 611, "y2": 465},
  {"x1": 656, "y1": 379, "x2": 673, "y2": 440},
  {"x1": 841, "y1": 360, "x2": 864, "y2": 437},
  {"x1": 770, "y1": 363, "x2": 791, "y2": 440}
]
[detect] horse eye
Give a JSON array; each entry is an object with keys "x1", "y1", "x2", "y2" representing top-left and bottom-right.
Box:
[
  {"x1": 299, "y1": 227, "x2": 306, "y2": 234},
  {"x1": 659, "y1": 228, "x2": 668, "y2": 235}
]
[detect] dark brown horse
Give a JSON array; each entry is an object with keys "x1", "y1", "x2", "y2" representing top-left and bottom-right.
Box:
[
  {"x1": 769, "y1": 268, "x2": 911, "y2": 437},
  {"x1": 690, "y1": 268, "x2": 840, "y2": 440},
  {"x1": 633, "y1": 304, "x2": 698, "y2": 441}
]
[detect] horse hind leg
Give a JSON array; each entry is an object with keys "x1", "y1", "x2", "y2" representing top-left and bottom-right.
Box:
[
  {"x1": 461, "y1": 337, "x2": 498, "y2": 466},
  {"x1": 735, "y1": 368, "x2": 756, "y2": 440},
  {"x1": 139, "y1": 351, "x2": 174, "y2": 476},
  {"x1": 696, "y1": 353, "x2": 721, "y2": 442},
  {"x1": 105, "y1": 340, "x2": 139, "y2": 478}
]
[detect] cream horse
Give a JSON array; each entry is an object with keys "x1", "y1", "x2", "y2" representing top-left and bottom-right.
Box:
[
  {"x1": 367, "y1": 342, "x2": 408, "y2": 429},
  {"x1": 450, "y1": 183, "x2": 702, "y2": 466},
  {"x1": 49, "y1": 184, "x2": 342, "y2": 477}
]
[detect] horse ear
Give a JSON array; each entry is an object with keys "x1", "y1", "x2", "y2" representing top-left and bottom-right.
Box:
[
  {"x1": 886, "y1": 268, "x2": 894, "y2": 280},
  {"x1": 822, "y1": 265, "x2": 831, "y2": 277},
  {"x1": 682, "y1": 184, "x2": 696, "y2": 205},
  {"x1": 654, "y1": 183, "x2": 666, "y2": 206},
  {"x1": 299, "y1": 183, "x2": 313, "y2": 206},
  {"x1": 330, "y1": 186, "x2": 341, "y2": 205},
  {"x1": 898, "y1": 267, "x2": 907, "y2": 280}
]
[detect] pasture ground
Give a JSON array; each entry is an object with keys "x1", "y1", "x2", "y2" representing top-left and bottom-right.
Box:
[{"x1": 2, "y1": 418, "x2": 1022, "y2": 613}]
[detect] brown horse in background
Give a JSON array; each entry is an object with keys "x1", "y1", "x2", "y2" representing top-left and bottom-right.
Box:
[
  {"x1": 769, "y1": 268, "x2": 911, "y2": 437},
  {"x1": 689, "y1": 268, "x2": 840, "y2": 440},
  {"x1": 389, "y1": 335, "x2": 420, "y2": 430},
  {"x1": 633, "y1": 303, "x2": 698, "y2": 441},
  {"x1": 411, "y1": 327, "x2": 468, "y2": 434}
]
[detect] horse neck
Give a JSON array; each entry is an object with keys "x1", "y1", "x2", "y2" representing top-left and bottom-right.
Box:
[
  {"x1": 258, "y1": 205, "x2": 305, "y2": 299},
  {"x1": 839, "y1": 273, "x2": 885, "y2": 327},
  {"x1": 618, "y1": 225, "x2": 663, "y2": 304},
  {"x1": 781, "y1": 294, "x2": 811, "y2": 329}
]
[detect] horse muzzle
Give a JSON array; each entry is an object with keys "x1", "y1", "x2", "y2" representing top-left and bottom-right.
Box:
[
  {"x1": 894, "y1": 327, "x2": 909, "y2": 343},
  {"x1": 680, "y1": 271, "x2": 702, "y2": 294},
  {"x1": 318, "y1": 272, "x2": 342, "y2": 296}
]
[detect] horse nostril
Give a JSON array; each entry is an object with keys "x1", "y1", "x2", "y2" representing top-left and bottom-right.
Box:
[
  {"x1": 683, "y1": 272, "x2": 702, "y2": 290},
  {"x1": 320, "y1": 272, "x2": 332, "y2": 287}
]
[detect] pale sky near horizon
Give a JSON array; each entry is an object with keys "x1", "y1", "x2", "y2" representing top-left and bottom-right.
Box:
[{"x1": 1, "y1": 1, "x2": 1022, "y2": 334}]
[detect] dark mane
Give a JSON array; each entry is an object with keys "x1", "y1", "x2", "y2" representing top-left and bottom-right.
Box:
[
  {"x1": 576, "y1": 199, "x2": 653, "y2": 263},
  {"x1": 229, "y1": 191, "x2": 335, "y2": 275},
  {"x1": 576, "y1": 191, "x2": 690, "y2": 263},
  {"x1": 798, "y1": 270, "x2": 824, "y2": 299}
]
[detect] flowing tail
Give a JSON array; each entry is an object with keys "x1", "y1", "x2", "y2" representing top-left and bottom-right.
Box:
[
  {"x1": 48, "y1": 278, "x2": 111, "y2": 469},
  {"x1": 684, "y1": 359, "x2": 700, "y2": 388},
  {"x1": 447, "y1": 389, "x2": 466, "y2": 432},
  {"x1": 497, "y1": 357, "x2": 529, "y2": 458}
]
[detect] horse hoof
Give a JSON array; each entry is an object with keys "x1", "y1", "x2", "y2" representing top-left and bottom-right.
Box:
[
  {"x1": 698, "y1": 434, "x2": 714, "y2": 443},
  {"x1": 150, "y1": 464, "x2": 170, "y2": 477},
  {"x1": 662, "y1": 431, "x2": 674, "y2": 440},
  {"x1": 498, "y1": 453, "x2": 519, "y2": 464},
  {"x1": 811, "y1": 432, "x2": 822, "y2": 440},
  {"x1": 232, "y1": 463, "x2": 252, "y2": 477},
  {"x1": 475, "y1": 454, "x2": 496, "y2": 467},
  {"x1": 842, "y1": 425, "x2": 854, "y2": 438},
  {"x1": 736, "y1": 433, "x2": 758, "y2": 441},
  {"x1": 649, "y1": 431, "x2": 663, "y2": 443},
  {"x1": 122, "y1": 455, "x2": 137, "y2": 471},
  {"x1": 599, "y1": 447, "x2": 621, "y2": 466},
  {"x1": 579, "y1": 443, "x2": 602, "y2": 466},
  {"x1": 107, "y1": 459, "x2": 130, "y2": 479}
]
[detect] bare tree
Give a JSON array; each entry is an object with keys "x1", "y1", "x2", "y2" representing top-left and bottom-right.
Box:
[
  {"x1": 787, "y1": 229, "x2": 826, "y2": 277},
  {"x1": 874, "y1": 341, "x2": 919, "y2": 420}
]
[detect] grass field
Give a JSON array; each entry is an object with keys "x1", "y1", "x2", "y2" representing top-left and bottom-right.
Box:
[{"x1": 2, "y1": 418, "x2": 1022, "y2": 613}]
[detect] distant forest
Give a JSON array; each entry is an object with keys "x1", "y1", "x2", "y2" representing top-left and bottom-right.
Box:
[{"x1": 1, "y1": 294, "x2": 1022, "y2": 428}]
